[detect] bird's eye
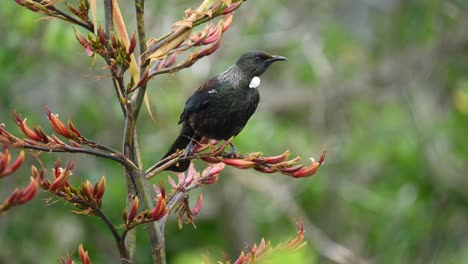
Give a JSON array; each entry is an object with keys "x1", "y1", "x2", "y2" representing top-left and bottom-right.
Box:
[{"x1": 255, "y1": 56, "x2": 261, "y2": 62}]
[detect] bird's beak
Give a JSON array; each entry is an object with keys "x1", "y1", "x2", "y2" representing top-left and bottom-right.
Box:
[{"x1": 267, "y1": 55, "x2": 288, "y2": 63}]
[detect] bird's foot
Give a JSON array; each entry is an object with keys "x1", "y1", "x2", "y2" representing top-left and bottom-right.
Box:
[
  {"x1": 183, "y1": 141, "x2": 194, "y2": 158},
  {"x1": 224, "y1": 142, "x2": 238, "y2": 158}
]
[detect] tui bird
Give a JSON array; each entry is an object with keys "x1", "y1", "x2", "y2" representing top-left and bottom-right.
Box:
[{"x1": 161, "y1": 50, "x2": 287, "y2": 172}]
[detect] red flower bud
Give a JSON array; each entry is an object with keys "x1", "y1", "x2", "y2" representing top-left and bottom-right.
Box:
[
  {"x1": 44, "y1": 107, "x2": 72, "y2": 138},
  {"x1": 253, "y1": 166, "x2": 277, "y2": 174},
  {"x1": 95, "y1": 176, "x2": 106, "y2": 199},
  {"x1": 287, "y1": 159, "x2": 321, "y2": 178},
  {"x1": 191, "y1": 193, "x2": 203, "y2": 216},
  {"x1": 68, "y1": 120, "x2": 81, "y2": 138},
  {"x1": 49, "y1": 160, "x2": 75, "y2": 191},
  {"x1": 265, "y1": 150, "x2": 291, "y2": 164},
  {"x1": 278, "y1": 164, "x2": 303, "y2": 173},
  {"x1": 128, "y1": 32, "x2": 137, "y2": 54},
  {"x1": 82, "y1": 180, "x2": 94, "y2": 199},
  {"x1": 74, "y1": 28, "x2": 89, "y2": 48},
  {"x1": 164, "y1": 52, "x2": 177, "y2": 68},
  {"x1": 0, "y1": 150, "x2": 25, "y2": 178},
  {"x1": 78, "y1": 244, "x2": 92, "y2": 264},
  {"x1": 150, "y1": 195, "x2": 167, "y2": 221},
  {"x1": 221, "y1": 1, "x2": 242, "y2": 15},
  {"x1": 202, "y1": 162, "x2": 225, "y2": 177},
  {"x1": 127, "y1": 197, "x2": 139, "y2": 223},
  {"x1": 136, "y1": 67, "x2": 149, "y2": 87},
  {"x1": 17, "y1": 177, "x2": 39, "y2": 204},
  {"x1": 49, "y1": 169, "x2": 72, "y2": 191},
  {"x1": 197, "y1": 38, "x2": 221, "y2": 58},
  {"x1": 202, "y1": 24, "x2": 222, "y2": 45},
  {"x1": 222, "y1": 158, "x2": 255, "y2": 169},
  {"x1": 222, "y1": 13, "x2": 233, "y2": 33},
  {"x1": 14, "y1": 114, "x2": 42, "y2": 141}
]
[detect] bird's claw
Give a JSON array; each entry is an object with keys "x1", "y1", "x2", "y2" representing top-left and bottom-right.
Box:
[
  {"x1": 183, "y1": 141, "x2": 195, "y2": 158},
  {"x1": 224, "y1": 142, "x2": 238, "y2": 158}
]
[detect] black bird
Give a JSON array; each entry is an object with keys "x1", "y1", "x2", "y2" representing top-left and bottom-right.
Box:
[{"x1": 161, "y1": 50, "x2": 287, "y2": 172}]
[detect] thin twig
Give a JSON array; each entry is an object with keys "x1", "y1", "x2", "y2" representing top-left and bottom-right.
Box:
[
  {"x1": 17, "y1": 142, "x2": 138, "y2": 172},
  {"x1": 46, "y1": 4, "x2": 94, "y2": 32},
  {"x1": 64, "y1": 196, "x2": 129, "y2": 260}
]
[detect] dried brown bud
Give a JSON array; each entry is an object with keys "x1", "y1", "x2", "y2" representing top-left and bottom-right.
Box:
[
  {"x1": 97, "y1": 24, "x2": 107, "y2": 46},
  {"x1": 74, "y1": 28, "x2": 89, "y2": 47},
  {"x1": 128, "y1": 32, "x2": 137, "y2": 54}
]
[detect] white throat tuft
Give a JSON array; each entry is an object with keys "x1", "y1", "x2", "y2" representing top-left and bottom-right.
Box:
[{"x1": 249, "y1": 76, "x2": 261, "y2": 88}]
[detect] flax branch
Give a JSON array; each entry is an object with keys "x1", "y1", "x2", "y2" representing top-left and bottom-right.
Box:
[{"x1": 11, "y1": 142, "x2": 138, "y2": 172}]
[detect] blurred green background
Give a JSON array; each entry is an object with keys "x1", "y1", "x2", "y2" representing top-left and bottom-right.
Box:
[{"x1": 1, "y1": 0, "x2": 468, "y2": 263}]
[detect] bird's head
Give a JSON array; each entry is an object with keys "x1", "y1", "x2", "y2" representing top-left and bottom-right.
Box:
[{"x1": 235, "y1": 51, "x2": 287, "y2": 77}]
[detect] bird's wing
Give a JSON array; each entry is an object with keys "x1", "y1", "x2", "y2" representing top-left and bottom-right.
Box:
[{"x1": 178, "y1": 78, "x2": 220, "y2": 124}]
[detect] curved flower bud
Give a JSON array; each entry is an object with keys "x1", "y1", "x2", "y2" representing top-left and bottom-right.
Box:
[
  {"x1": 44, "y1": 107, "x2": 72, "y2": 138},
  {"x1": 150, "y1": 194, "x2": 167, "y2": 221},
  {"x1": 264, "y1": 150, "x2": 291, "y2": 164},
  {"x1": 127, "y1": 197, "x2": 139, "y2": 223},
  {"x1": 49, "y1": 160, "x2": 75, "y2": 191},
  {"x1": 0, "y1": 177, "x2": 39, "y2": 213},
  {"x1": 0, "y1": 149, "x2": 25, "y2": 178},
  {"x1": 222, "y1": 13, "x2": 233, "y2": 33},
  {"x1": 222, "y1": 158, "x2": 255, "y2": 169},
  {"x1": 191, "y1": 193, "x2": 203, "y2": 216},
  {"x1": 95, "y1": 176, "x2": 106, "y2": 199},
  {"x1": 97, "y1": 24, "x2": 106, "y2": 46},
  {"x1": 14, "y1": 114, "x2": 42, "y2": 141},
  {"x1": 221, "y1": 1, "x2": 242, "y2": 15},
  {"x1": 78, "y1": 244, "x2": 92, "y2": 264}
]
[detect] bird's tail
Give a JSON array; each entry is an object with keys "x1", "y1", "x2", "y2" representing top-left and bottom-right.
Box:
[{"x1": 160, "y1": 123, "x2": 197, "y2": 172}]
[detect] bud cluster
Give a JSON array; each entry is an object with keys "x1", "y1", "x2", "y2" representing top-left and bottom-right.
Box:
[
  {"x1": 122, "y1": 184, "x2": 168, "y2": 229},
  {"x1": 164, "y1": 162, "x2": 225, "y2": 228},
  {"x1": 0, "y1": 108, "x2": 137, "y2": 172},
  {"x1": 206, "y1": 220, "x2": 306, "y2": 264},
  {"x1": 137, "y1": 1, "x2": 244, "y2": 88},
  {"x1": 0, "y1": 146, "x2": 25, "y2": 179},
  {"x1": 0, "y1": 176, "x2": 39, "y2": 214},
  {"x1": 15, "y1": 0, "x2": 93, "y2": 31},
  {"x1": 40, "y1": 159, "x2": 107, "y2": 216},
  {"x1": 184, "y1": 139, "x2": 326, "y2": 179},
  {"x1": 0, "y1": 145, "x2": 37, "y2": 214},
  {"x1": 74, "y1": 27, "x2": 137, "y2": 78}
]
